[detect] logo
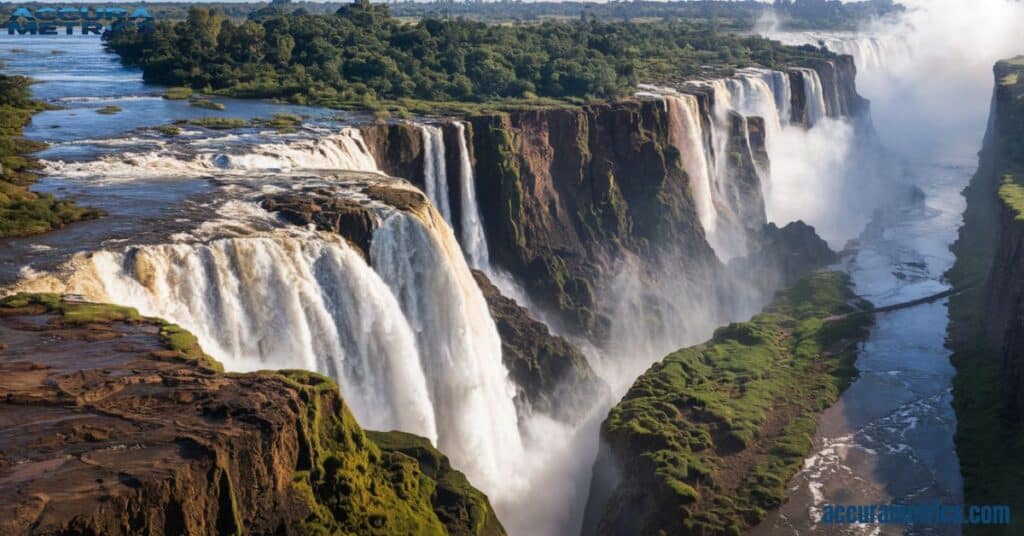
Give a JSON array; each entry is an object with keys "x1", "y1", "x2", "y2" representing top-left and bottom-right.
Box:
[{"x1": 7, "y1": 6, "x2": 153, "y2": 35}]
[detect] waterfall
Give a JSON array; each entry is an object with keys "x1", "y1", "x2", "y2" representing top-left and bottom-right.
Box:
[
  {"x1": 797, "y1": 68, "x2": 829, "y2": 126},
  {"x1": 43, "y1": 127, "x2": 380, "y2": 178},
  {"x1": 16, "y1": 204, "x2": 524, "y2": 498},
  {"x1": 39, "y1": 232, "x2": 437, "y2": 441},
  {"x1": 370, "y1": 207, "x2": 522, "y2": 494},
  {"x1": 664, "y1": 95, "x2": 717, "y2": 235},
  {"x1": 421, "y1": 124, "x2": 453, "y2": 223},
  {"x1": 455, "y1": 121, "x2": 491, "y2": 270}
]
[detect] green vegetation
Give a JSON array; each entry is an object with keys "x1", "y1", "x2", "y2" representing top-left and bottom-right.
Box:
[
  {"x1": 96, "y1": 105, "x2": 122, "y2": 115},
  {"x1": 163, "y1": 86, "x2": 193, "y2": 100},
  {"x1": 189, "y1": 98, "x2": 226, "y2": 110},
  {"x1": 0, "y1": 74, "x2": 102, "y2": 238},
  {"x1": 600, "y1": 271, "x2": 872, "y2": 534},
  {"x1": 944, "y1": 57, "x2": 1024, "y2": 536},
  {"x1": 174, "y1": 117, "x2": 247, "y2": 130},
  {"x1": 153, "y1": 125, "x2": 181, "y2": 136},
  {"x1": 251, "y1": 112, "x2": 304, "y2": 132},
  {"x1": 104, "y1": 2, "x2": 838, "y2": 110}
]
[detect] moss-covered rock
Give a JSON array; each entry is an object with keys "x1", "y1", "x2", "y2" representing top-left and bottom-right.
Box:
[
  {"x1": 0, "y1": 293, "x2": 505, "y2": 536},
  {"x1": 585, "y1": 272, "x2": 872, "y2": 535}
]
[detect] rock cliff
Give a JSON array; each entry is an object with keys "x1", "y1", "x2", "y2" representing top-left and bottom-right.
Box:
[
  {"x1": 0, "y1": 293, "x2": 504, "y2": 536},
  {"x1": 946, "y1": 57, "x2": 1024, "y2": 533}
]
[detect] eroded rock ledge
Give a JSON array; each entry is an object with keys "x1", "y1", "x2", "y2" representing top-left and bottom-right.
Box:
[{"x1": 0, "y1": 294, "x2": 504, "y2": 536}]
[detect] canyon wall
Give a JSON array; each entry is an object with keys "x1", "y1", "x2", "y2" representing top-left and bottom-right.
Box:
[
  {"x1": 359, "y1": 58, "x2": 866, "y2": 344},
  {"x1": 946, "y1": 56, "x2": 1024, "y2": 533}
]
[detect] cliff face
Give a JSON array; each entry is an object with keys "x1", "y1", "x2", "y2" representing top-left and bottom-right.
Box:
[
  {"x1": 0, "y1": 294, "x2": 504, "y2": 536},
  {"x1": 468, "y1": 101, "x2": 717, "y2": 340},
  {"x1": 472, "y1": 270, "x2": 608, "y2": 422},
  {"x1": 946, "y1": 57, "x2": 1024, "y2": 534}
]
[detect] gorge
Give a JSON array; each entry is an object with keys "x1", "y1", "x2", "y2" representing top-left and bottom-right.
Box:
[{"x1": 2, "y1": 1, "x2": 1024, "y2": 534}]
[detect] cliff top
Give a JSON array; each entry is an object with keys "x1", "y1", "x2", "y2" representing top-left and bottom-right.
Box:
[
  {"x1": 994, "y1": 56, "x2": 1024, "y2": 220},
  {"x1": 0, "y1": 293, "x2": 504, "y2": 535}
]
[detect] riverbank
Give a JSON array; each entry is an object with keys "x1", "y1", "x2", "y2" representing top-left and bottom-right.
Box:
[{"x1": 0, "y1": 74, "x2": 101, "y2": 238}]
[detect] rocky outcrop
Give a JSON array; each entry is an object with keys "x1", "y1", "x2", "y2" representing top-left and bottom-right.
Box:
[
  {"x1": 468, "y1": 100, "x2": 717, "y2": 340},
  {"x1": 728, "y1": 220, "x2": 838, "y2": 291},
  {"x1": 472, "y1": 270, "x2": 607, "y2": 422},
  {"x1": 582, "y1": 272, "x2": 872, "y2": 536},
  {"x1": 0, "y1": 293, "x2": 504, "y2": 536}
]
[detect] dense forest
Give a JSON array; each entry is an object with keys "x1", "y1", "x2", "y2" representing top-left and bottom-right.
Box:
[
  {"x1": 104, "y1": 1, "x2": 836, "y2": 108},
  {"x1": 2, "y1": 1, "x2": 903, "y2": 29}
]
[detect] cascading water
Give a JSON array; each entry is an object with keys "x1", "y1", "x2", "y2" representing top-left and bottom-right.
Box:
[
  {"x1": 796, "y1": 68, "x2": 829, "y2": 125},
  {"x1": 420, "y1": 124, "x2": 453, "y2": 222},
  {"x1": 370, "y1": 207, "x2": 524, "y2": 494},
  {"x1": 664, "y1": 94, "x2": 718, "y2": 237},
  {"x1": 24, "y1": 230, "x2": 439, "y2": 441},
  {"x1": 15, "y1": 200, "x2": 525, "y2": 501},
  {"x1": 455, "y1": 121, "x2": 491, "y2": 270},
  {"x1": 44, "y1": 127, "x2": 380, "y2": 179}
]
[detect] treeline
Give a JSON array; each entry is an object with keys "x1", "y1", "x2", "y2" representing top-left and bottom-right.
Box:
[
  {"x1": 391, "y1": 0, "x2": 904, "y2": 30},
  {"x1": 104, "y1": 2, "x2": 835, "y2": 106}
]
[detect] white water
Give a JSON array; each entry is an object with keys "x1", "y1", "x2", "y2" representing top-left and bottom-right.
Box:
[
  {"x1": 43, "y1": 128, "x2": 380, "y2": 179},
  {"x1": 796, "y1": 67, "x2": 829, "y2": 125},
  {"x1": 455, "y1": 122, "x2": 491, "y2": 270},
  {"x1": 15, "y1": 200, "x2": 526, "y2": 501},
  {"x1": 370, "y1": 207, "x2": 524, "y2": 494},
  {"x1": 420, "y1": 124, "x2": 453, "y2": 222},
  {"x1": 665, "y1": 94, "x2": 717, "y2": 236}
]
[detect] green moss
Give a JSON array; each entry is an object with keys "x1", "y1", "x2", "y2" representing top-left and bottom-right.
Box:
[
  {"x1": 601, "y1": 271, "x2": 871, "y2": 534},
  {"x1": 96, "y1": 105, "x2": 122, "y2": 115},
  {"x1": 189, "y1": 98, "x2": 226, "y2": 111},
  {"x1": 250, "y1": 113, "x2": 304, "y2": 133},
  {"x1": 154, "y1": 125, "x2": 181, "y2": 137},
  {"x1": 277, "y1": 367, "x2": 504, "y2": 535},
  {"x1": 163, "y1": 86, "x2": 193, "y2": 100},
  {"x1": 998, "y1": 174, "x2": 1024, "y2": 220},
  {"x1": 177, "y1": 117, "x2": 247, "y2": 130}
]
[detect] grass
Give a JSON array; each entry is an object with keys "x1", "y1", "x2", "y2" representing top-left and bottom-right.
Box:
[
  {"x1": 189, "y1": 98, "x2": 225, "y2": 111},
  {"x1": 250, "y1": 112, "x2": 304, "y2": 133},
  {"x1": 153, "y1": 125, "x2": 180, "y2": 137},
  {"x1": 163, "y1": 86, "x2": 193, "y2": 100},
  {"x1": 96, "y1": 105, "x2": 122, "y2": 115},
  {"x1": 173, "y1": 117, "x2": 246, "y2": 130},
  {"x1": 599, "y1": 271, "x2": 872, "y2": 534}
]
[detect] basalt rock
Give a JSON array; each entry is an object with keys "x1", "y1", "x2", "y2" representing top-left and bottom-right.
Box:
[
  {"x1": 729, "y1": 221, "x2": 838, "y2": 291},
  {"x1": 0, "y1": 293, "x2": 504, "y2": 536},
  {"x1": 468, "y1": 100, "x2": 717, "y2": 341},
  {"x1": 261, "y1": 188, "x2": 378, "y2": 256},
  {"x1": 472, "y1": 270, "x2": 607, "y2": 423}
]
